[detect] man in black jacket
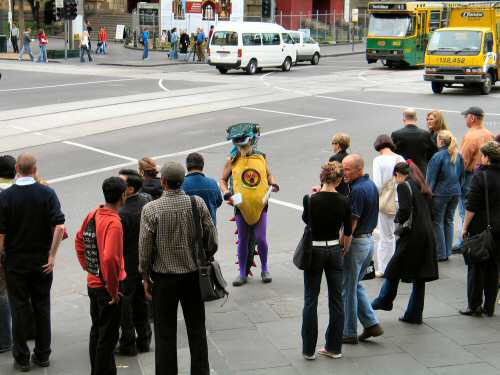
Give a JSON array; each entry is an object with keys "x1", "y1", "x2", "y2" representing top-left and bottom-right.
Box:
[
  {"x1": 391, "y1": 108, "x2": 437, "y2": 175},
  {"x1": 116, "y1": 169, "x2": 152, "y2": 356}
]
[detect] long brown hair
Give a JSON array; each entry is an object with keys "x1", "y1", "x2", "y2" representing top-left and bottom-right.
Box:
[
  {"x1": 427, "y1": 110, "x2": 448, "y2": 133},
  {"x1": 394, "y1": 161, "x2": 432, "y2": 199}
]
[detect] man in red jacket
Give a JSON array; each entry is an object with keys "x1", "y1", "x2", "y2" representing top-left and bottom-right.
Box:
[{"x1": 75, "y1": 177, "x2": 127, "y2": 375}]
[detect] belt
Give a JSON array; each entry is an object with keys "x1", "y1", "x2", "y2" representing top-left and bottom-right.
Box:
[
  {"x1": 354, "y1": 233, "x2": 372, "y2": 239},
  {"x1": 312, "y1": 240, "x2": 340, "y2": 247}
]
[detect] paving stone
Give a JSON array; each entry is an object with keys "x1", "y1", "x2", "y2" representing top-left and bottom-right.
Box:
[
  {"x1": 425, "y1": 316, "x2": 500, "y2": 345},
  {"x1": 206, "y1": 310, "x2": 255, "y2": 332},
  {"x1": 281, "y1": 349, "x2": 367, "y2": 375},
  {"x1": 430, "y1": 363, "x2": 500, "y2": 375},
  {"x1": 387, "y1": 333, "x2": 480, "y2": 367},
  {"x1": 465, "y1": 342, "x2": 500, "y2": 369},
  {"x1": 239, "y1": 300, "x2": 282, "y2": 324},
  {"x1": 352, "y1": 353, "x2": 434, "y2": 375},
  {"x1": 237, "y1": 365, "x2": 300, "y2": 375}
]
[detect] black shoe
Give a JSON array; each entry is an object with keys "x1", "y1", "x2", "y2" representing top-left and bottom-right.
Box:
[
  {"x1": 0, "y1": 345, "x2": 11, "y2": 353},
  {"x1": 261, "y1": 271, "x2": 272, "y2": 284},
  {"x1": 14, "y1": 360, "x2": 30, "y2": 372},
  {"x1": 137, "y1": 345, "x2": 150, "y2": 353},
  {"x1": 482, "y1": 307, "x2": 494, "y2": 317},
  {"x1": 371, "y1": 300, "x2": 393, "y2": 311},
  {"x1": 31, "y1": 354, "x2": 49, "y2": 367},
  {"x1": 115, "y1": 346, "x2": 138, "y2": 356},
  {"x1": 459, "y1": 307, "x2": 482, "y2": 317},
  {"x1": 398, "y1": 316, "x2": 423, "y2": 325},
  {"x1": 342, "y1": 336, "x2": 358, "y2": 345},
  {"x1": 438, "y1": 257, "x2": 449, "y2": 262},
  {"x1": 232, "y1": 276, "x2": 247, "y2": 287},
  {"x1": 451, "y1": 245, "x2": 462, "y2": 254}
]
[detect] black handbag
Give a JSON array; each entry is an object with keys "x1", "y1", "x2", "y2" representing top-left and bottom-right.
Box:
[
  {"x1": 293, "y1": 195, "x2": 313, "y2": 270},
  {"x1": 190, "y1": 197, "x2": 229, "y2": 302},
  {"x1": 362, "y1": 260, "x2": 376, "y2": 280},
  {"x1": 462, "y1": 172, "x2": 493, "y2": 264}
]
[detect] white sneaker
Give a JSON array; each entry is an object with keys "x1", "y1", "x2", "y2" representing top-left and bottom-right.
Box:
[
  {"x1": 303, "y1": 353, "x2": 316, "y2": 360},
  {"x1": 375, "y1": 271, "x2": 384, "y2": 278},
  {"x1": 318, "y1": 348, "x2": 342, "y2": 359}
]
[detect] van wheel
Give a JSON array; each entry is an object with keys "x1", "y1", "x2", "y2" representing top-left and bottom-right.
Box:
[
  {"x1": 217, "y1": 67, "x2": 228, "y2": 74},
  {"x1": 480, "y1": 73, "x2": 493, "y2": 95},
  {"x1": 431, "y1": 82, "x2": 444, "y2": 94},
  {"x1": 282, "y1": 57, "x2": 292, "y2": 72},
  {"x1": 246, "y1": 59, "x2": 257, "y2": 75},
  {"x1": 311, "y1": 53, "x2": 320, "y2": 65}
]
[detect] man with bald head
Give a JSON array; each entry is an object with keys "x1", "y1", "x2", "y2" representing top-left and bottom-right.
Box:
[
  {"x1": 0, "y1": 153, "x2": 65, "y2": 371},
  {"x1": 341, "y1": 154, "x2": 383, "y2": 344},
  {"x1": 391, "y1": 108, "x2": 436, "y2": 175}
]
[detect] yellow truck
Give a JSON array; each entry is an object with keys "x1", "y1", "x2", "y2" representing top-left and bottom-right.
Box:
[{"x1": 424, "y1": 4, "x2": 500, "y2": 94}]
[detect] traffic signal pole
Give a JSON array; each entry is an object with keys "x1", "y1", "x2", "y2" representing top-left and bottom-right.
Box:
[{"x1": 64, "y1": 18, "x2": 68, "y2": 62}]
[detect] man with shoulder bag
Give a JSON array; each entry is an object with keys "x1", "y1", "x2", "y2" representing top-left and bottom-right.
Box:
[{"x1": 139, "y1": 162, "x2": 218, "y2": 375}]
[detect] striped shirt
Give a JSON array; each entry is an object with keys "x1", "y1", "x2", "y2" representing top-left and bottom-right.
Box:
[{"x1": 139, "y1": 190, "x2": 218, "y2": 275}]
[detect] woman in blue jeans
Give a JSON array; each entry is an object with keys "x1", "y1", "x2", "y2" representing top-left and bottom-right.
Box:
[
  {"x1": 426, "y1": 130, "x2": 464, "y2": 261},
  {"x1": 372, "y1": 161, "x2": 438, "y2": 324},
  {"x1": 301, "y1": 162, "x2": 352, "y2": 360}
]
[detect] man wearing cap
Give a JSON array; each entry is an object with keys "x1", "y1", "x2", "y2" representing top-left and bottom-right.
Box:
[
  {"x1": 139, "y1": 162, "x2": 217, "y2": 375},
  {"x1": 455, "y1": 107, "x2": 494, "y2": 252}
]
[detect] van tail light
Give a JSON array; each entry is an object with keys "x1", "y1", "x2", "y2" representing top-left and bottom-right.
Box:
[{"x1": 238, "y1": 48, "x2": 242, "y2": 58}]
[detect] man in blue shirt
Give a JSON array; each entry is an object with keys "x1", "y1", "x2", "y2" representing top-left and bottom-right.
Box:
[
  {"x1": 342, "y1": 154, "x2": 383, "y2": 345},
  {"x1": 196, "y1": 28, "x2": 206, "y2": 62},
  {"x1": 182, "y1": 153, "x2": 222, "y2": 225},
  {"x1": 142, "y1": 27, "x2": 149, "y2": 60}
]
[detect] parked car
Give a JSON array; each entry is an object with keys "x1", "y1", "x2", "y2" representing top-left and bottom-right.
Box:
[
  {"x1": 287, "y1": 31, "x2": 321, "y2": 65},
  {"x1": 208, "y1": 22, "x2": 297, "y2": 75}
]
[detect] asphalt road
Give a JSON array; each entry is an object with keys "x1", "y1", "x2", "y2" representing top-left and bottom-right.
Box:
[{"x1": 1, "y1": 55, "x2": 500, "y2": 375}]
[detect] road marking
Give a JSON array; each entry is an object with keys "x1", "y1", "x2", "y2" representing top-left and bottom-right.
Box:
[
  {"x1": 260, "y1": 72, "x2": 273, "y2": 87},
  {"x1": 269, "y1": 198, "x2": 303, "y2": 211},
  {"x1": 158, "y1": 78, "x2": 170, "y2": 92},
  {"x1": 241, "y1": 106, "x2": 333, "y2": 121},
  {"x1": 315, "y1": 95, "x2": 500, "y2": 116},
  {"x1": 0, "y1": 78, "x2": 141, "y2": 93},
  {"x1": 62, "y1": 141, "x2": 138, "y2": 162},
  {"x1": 47, "y1": 118, "x2": 334, "y2": 185}
]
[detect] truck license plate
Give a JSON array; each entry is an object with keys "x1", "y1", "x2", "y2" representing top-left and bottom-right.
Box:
[{"x1": 443, "y1": 75, "x2": 455, "y2": 81}]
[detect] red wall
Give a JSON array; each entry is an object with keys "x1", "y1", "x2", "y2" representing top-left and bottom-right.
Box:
[{"x1": 276, "y1": 0, "x2": 313, "y2": 29}]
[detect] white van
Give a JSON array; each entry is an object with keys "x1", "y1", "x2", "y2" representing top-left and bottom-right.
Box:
[
  {"x1": 208, "y1": 22, "x2": 297, "y2": 75},
  {"x1": 287, "y1": 31, "x2": 321, "y2": 65}
]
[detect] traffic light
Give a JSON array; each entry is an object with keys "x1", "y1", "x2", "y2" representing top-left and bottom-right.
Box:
[
  {"x1": 56, "y1": 7, "x2": 64, "y2": 21},
  {"x1": 262, "y1": 0, "x2": 271, "y2": 18},
  {"x1": 63, "y1": 0, "x2": 78, "y2": 20}
]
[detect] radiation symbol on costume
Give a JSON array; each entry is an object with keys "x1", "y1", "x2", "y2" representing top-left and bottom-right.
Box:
[{"x1": 241, "y1": 169, "x2": 261, "y2": 188}]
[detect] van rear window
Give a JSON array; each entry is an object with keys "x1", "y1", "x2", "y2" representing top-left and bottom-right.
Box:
[
  {"x1": 243, "y1": 33, "x2": 262, "y2": 46},
  {"x1": 211, "y1": 31, "x2": 238, "y2": 46}
]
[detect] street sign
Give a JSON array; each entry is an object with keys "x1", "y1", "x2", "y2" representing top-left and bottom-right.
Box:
[
  {"x1": 56, "y1": 0, "x2": 63, "y2": 8},
  {"x1": 116, "y1": 25, "x2": 125, "y2": 40},
  {"x1": 352, "y1": 8, "x2": 359, "y2": 23}
]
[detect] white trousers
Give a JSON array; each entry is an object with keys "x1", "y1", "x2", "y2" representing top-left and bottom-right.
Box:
[{"x1": 375, "y1": 212, "x2": 396, "y2": 273}]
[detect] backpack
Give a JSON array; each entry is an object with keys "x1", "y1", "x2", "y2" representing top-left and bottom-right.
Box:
[{"x1": 82, "y1": 213, "x2": 103, "y2": 278}]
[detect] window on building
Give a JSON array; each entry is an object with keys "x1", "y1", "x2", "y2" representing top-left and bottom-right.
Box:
[
  {"x1": 429, "y1": 11, "x2": 441, "y2": 32},
  {"x1": 262, "y1": 33, "x2": 280, "y2": 45},
  {"x1": 243, "y1": 33, "x2": 262, "y2": 46},
  {"x1": 203, "y1": 4, "x2": 215, "y2": 20},
  {"x1": 173, "y1": 0, "x2": 184, "y2": 20},
  {"x1": 219, "y1": 0, "x2": 231, "y2": 20}
]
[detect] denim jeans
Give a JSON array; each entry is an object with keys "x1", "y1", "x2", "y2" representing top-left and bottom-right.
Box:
[
  {"x1": 37, "y1": 45, "x2": 47, "y2": 63},
  {"x1": 433, "y1": 195, "x2": 460, "y2": 260},
  {"x1": 170, "y1": 42, "x2": 178, "y2": 59},
  {"x1": 143, "y1": 45, "x2": 149, "y2": 59},
  {"x1": 302, "y1": 246, "x2": 344, "y2": 355},
  {"x1": 0, "y1": 293, "x2": 12, "y2": 352},
  {"x1": 342, "y1": 236, "x2": 379, "y2": 337},
  {"x1": 457, "y1": 171, "x2": 474, "y2": 247},
  {"x1": 372, "y1": 279, "x2": 426, "y2": 322},
  {"x1": 18, "y1": 44, "x2": 34, "y2": 61}
]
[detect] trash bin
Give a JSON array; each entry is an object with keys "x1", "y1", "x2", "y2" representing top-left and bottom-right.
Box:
[{"x1": 0, "y1": 35, "x2": 7, "y2": 53}]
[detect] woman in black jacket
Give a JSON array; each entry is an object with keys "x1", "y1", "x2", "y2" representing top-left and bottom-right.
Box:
[
  {"x1": 138, "y1": 157, "x2": 163, "y2": 200},
  {"x1": 460, "y1": 141, "x2": 500, "y2": 317},
  {"x1": 301, "y1": 162, "x2": 352, "y2": 360},
  {"x1": 372, "y1": 161, "x2": 438, "y2": 324}
]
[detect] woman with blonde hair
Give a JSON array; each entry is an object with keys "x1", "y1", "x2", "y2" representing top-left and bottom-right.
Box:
[
  {"x1": 426, "y1": 130, "x2": 465, "y2": 261},
  {"x1": 301, "y1": 161, "x2": 352, "y2": 360},
  {"x1": 138, "y1": 157, "x2": 163, "y2": 199},
  {"x1": 426, "y1": 110, "x2": 449, "y2": 146}
]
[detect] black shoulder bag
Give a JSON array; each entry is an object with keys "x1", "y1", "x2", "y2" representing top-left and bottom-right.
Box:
[
  {"x1": 293, "y1": 195, "x2": 313, "y2": 271},
  {"x1": 462, "y1": 172, "x2": 493, "y2": 264},
  {"x1": 190, "y1": 197, "x2": 228, "y2": 302}
]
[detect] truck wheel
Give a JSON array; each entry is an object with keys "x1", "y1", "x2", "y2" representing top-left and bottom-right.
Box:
[
  {"x1": 246, "y1": 59, "x2": 257, "y2": 75},
  {"x1": 217, "y1": 67, "x2": 228, "y2": 74},
  {"x1": 431, "y1": 82, "x2": 444, "y2": 94},
  {"x1": 282, "y1": 57, "x2": 292, "y2": 72},
  {"x1": 480, "y1": 73, "x2": 493, "y2": 95},
  {"x1": 311, "y1": 53, "x2": 320, "y2": 65}
]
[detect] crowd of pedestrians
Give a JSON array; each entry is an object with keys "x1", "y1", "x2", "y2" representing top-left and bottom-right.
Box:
[{"x1": 0, "y1": 106, "x2": 499, "y2": 373}]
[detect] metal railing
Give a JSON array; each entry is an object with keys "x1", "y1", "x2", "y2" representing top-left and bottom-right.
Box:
[{"x1": 274, "y1": 11, "x2": 369, "y2": 44}]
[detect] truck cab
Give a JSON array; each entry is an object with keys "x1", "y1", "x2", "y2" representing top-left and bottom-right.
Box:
[{"x1": 424, "y1": 7, "x2": 500, "y2": 94}]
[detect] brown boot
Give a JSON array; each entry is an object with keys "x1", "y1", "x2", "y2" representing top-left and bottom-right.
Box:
[{"x1": 358, "y1": 324, "x2": 384, "y2": 341}]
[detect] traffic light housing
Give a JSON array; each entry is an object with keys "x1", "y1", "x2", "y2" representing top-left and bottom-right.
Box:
[
  {"x1": 262, "y1": 0, "x2": 271, "y2": 18},
  {"x1": 63, "y1": 0, "x2": 78, "y2": 20},
  {"x1": 56, "y1": 7, "x2": 64, "y2": 21}
]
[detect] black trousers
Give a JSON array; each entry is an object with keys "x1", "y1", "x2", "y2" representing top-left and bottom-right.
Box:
[
  {"x1": 11, "y1": 36, "x2": 19, "y2": 53},
  {"x1": 467, "y1": 257, "x2": 499, "y2": 314},
  {"x1": 88, "y1": 287, "x2": 122, "y2": 375},
  {"x1": 6, "y1": 268, "x2": 52, "y2": 364},
  {"x1": 118, "y1": 276, "x2": 152, "y2": 351},
  {"x1": 152, "y1": 271, "x2": 209, "y2": 375}
]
